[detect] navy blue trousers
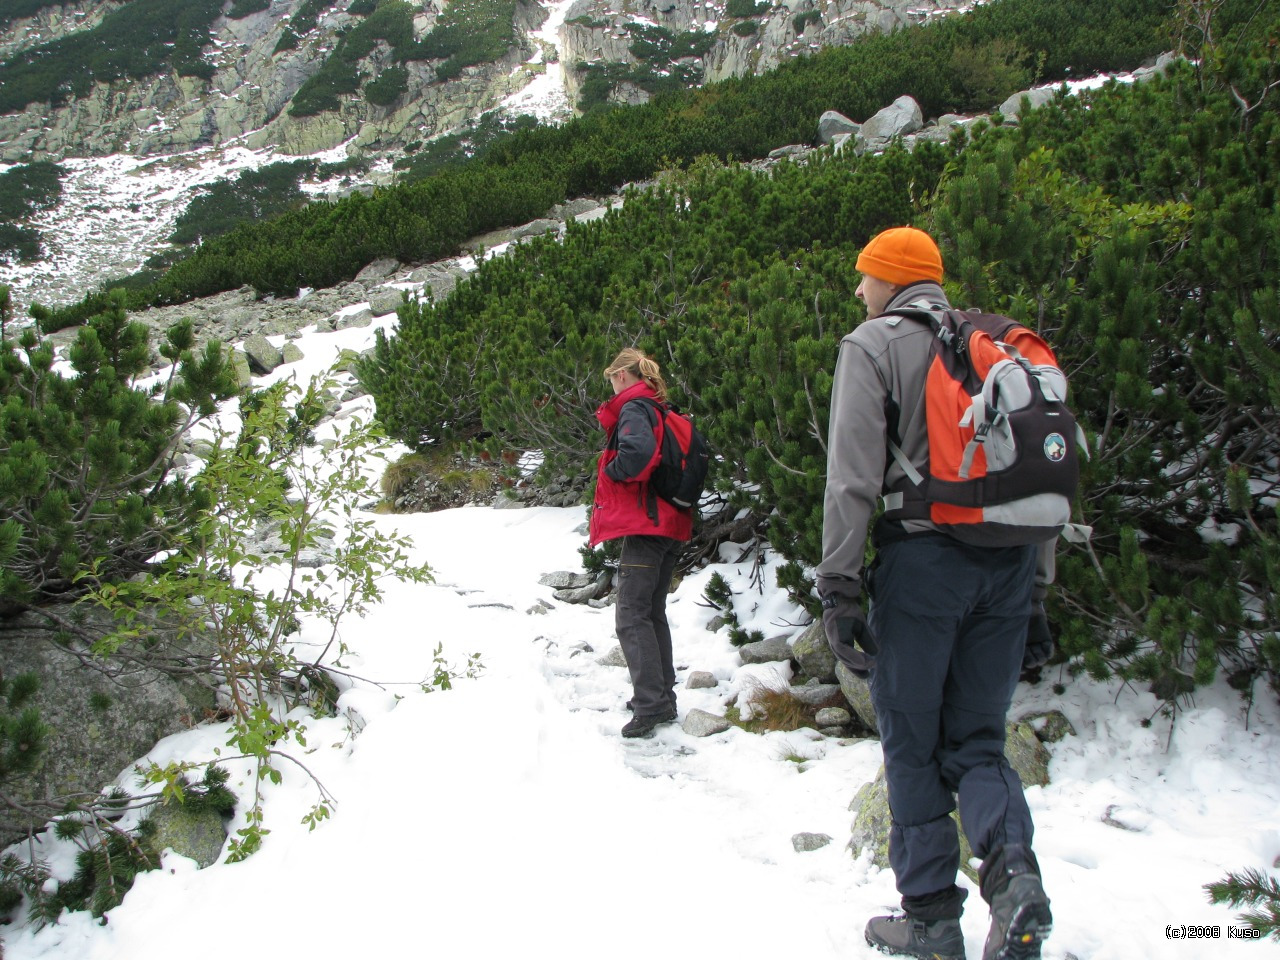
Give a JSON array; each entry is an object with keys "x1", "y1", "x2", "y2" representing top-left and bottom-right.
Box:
[{"x1": 867, "y1": 534, "x2": 1036, "y2": 915}]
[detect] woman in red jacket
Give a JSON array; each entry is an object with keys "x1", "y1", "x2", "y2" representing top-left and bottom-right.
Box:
[{"x1": 589, "y1": 348, "x2": 693, "y2": 738}]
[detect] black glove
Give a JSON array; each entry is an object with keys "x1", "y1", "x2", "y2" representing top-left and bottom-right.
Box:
[
  {"x1": 817, "y1": 576, "x2": 878, "y2": 677},
  {"x1": 1023, "y1": 602, "x2": 1053, "y2": 670}
]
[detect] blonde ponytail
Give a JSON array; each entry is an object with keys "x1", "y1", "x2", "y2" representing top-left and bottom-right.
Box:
[{"x1": 604, "y1": 347, "x2": 669, "y2": 402}]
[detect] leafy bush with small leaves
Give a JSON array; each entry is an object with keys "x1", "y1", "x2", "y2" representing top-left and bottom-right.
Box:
[{"x1": 86, "y1": 372, "x2": 436, "y2": 859}]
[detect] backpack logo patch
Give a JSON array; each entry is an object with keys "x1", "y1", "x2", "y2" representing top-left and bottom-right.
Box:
[{"x1": 1043, "y1": 433, "x2": 1068, "y2": 462}]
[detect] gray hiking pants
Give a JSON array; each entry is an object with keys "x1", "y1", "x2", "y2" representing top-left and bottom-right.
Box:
[
  {"x1": 616, "y1": 535, "x2": 682, "y2": 717},
  {"x1": 868, "y1": 534, "x2": 1037, "y2": 918}
]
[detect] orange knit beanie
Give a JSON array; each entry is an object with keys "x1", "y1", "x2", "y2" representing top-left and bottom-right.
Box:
[{"x1": 855, "y1": 227, "x2": 944, "y2": 286}]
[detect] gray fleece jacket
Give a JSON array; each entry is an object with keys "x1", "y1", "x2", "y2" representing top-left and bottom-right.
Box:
[{"x1": 817, "y1": 282, "x2": 1054, "y2": 591}]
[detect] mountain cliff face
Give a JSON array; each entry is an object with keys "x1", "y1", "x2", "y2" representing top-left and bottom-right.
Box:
[
  {"x1": 0, "y1": 0, "x2": 547, "y2": 162},
  {"x1": 0, "y1": 0, "x2": 948, "y2": 164},
  {"x1": 559, "y1": 0, "x2": 946, "y2": 104}
]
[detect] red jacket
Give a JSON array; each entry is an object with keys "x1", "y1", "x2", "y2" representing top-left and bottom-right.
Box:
[{"x1": 588, "y1": 382, "x2": 694, "y2": 546}]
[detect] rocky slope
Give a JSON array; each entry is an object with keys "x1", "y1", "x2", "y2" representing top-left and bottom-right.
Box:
[
  {"x1": 0, "y1": 0, "x2": 955, "y2": 164},
  {"x1": 559, "y1": 0, "x2": 949, "y2": 103},
  {"x1": 0, "y1": 0, "x2": 549, "y2": 162}
]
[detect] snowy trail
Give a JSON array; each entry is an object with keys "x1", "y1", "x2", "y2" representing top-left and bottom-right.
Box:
[
  {"x1": 4, "y1": 497, "x2": 1278, "y2": 959},
  {"x1": 3, "y1": 313, "x2": 1278, "y2": 958}
]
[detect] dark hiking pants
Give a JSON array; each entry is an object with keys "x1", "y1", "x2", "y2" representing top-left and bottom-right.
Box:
[
  {"x1": 616, "y1": 535, "x2": 682, "y2": 717},
  {"x1": 867, "y1": 534, "x2": 1037, "y2": 918}
]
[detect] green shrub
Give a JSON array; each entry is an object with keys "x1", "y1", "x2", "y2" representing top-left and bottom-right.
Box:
[
  {"x1": 793, "y1": 10, "x2": 821, "y2": 34},
  {"x1": 0, "y1": 1, "x2": 64, "y2": 27},
  {"x1": 229, "y1": 0, "x2": 270, "y2": 17},
  {"x1": 362, "y1": 3, "x2": 1280, "y2": 708},
  {"x1": 406, "y1": 0, "x2": 519, "y2": 81},
  {"x1": 274, "y1": 28, "x2": 300, "y2": 54},
  {"x1": 365, "y1": 64, "x2": 409, "y2": 105},
  {"x1": 732, "y1": 21, "x2": 760, "y2": 37},
  {"x1": 0, "y1": 0, "x2": 225, "y2": 113},
  {"x1": 42, "y1": 0, "x2": 1190, "y2": 321},
  {"x1": 726, "y1": 0, "x2": 770, "y2": 17},
  {"x1": 1207, "y1": 869, "x2": 1280, "y2": 941},
  {"x1": 169, "y1": 160, "x2": 314, "y2": 246},
  {"x1": 927, "y1": 16, "x2": 1280, "y2": 700},
  {"x1": 0, "y1": 291, "x2": 238, "y2": 612}
]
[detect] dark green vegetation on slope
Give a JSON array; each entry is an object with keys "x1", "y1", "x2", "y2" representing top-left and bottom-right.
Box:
[
  {"x1": 269, "y1": 0, "x2": 522, "y2": 116},
  {"x1": 360, "y1": 3, "x2": 1280, "y2": 704},
  {"x1": 37, "y1": 0, "x2": 1176, "y2": 330},
  {"x1": 0, "y1": 0, "x2": 227, "y2": 113},
  {"x1": 6, "y1": 0, "x2": 1276, "y2": 706},
  {"x1": 0, "y1": 1, "x2": 70, "y2": 28},
  {"x1": 0, "y1": 161, "x2": 64, "y2": 262}
]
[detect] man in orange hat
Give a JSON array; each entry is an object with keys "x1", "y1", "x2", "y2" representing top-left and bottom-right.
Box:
[{"x1": 818, "y1": 226, "x2": 1054, "y2": 960}]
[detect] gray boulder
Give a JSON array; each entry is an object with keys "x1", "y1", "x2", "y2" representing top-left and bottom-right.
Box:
[
  {"x1": 685, "y1": 671, "x2": 717, "y2": 689},
  {"x1": 792, "y1": 832, "x2": 833, "y2": 852},
  {"x1": 1021, "y1": 710, "x2": 1075, "y2": 744},
  {"x1": 249, "y1": 520, "x2": 336, "y2": 569},
  {"x1": 0, "y1": 607, "x2": 217, "y2": 846},
  {"x1": 228, "y1": 349, "x2": 253, "y2": 388},
  {"x1": 144, "y1": 803, "x2": 227, "y2": 868},
  {"x1": 1134, "y1": 51, "x2": 1182, "y2": 83},
  {"x1": 789, "y1": 682, "x2": 842, "y2": 707},
  {"x1": 791, "y1": 620, "x2": 836, "y2": 681},
  {"x1": 1004, "y1": 720, "x2": 1052, "y2": 787},
  {"x1": 509, "y1": 218, "x2": 563, "y2": 242},
  {"x1": 368, "y1": 289, "x2": 407, "y2": 317},
  {"x1": 855, "y1": 95, "x2": 923, "y2": 154},
  {"x1": 408, "y1": 263, "x2": 465, "y2": 301},
  {"x1": 538, "y1": 571, "x2": 596, "y2": 589},
  {"x1": 738, "y1": 634, "x2": 794, "y2": 665},
  {"x1": 547, "y1": 198, "x2": 602, "y2": 221},
  {"x1": 334, "y1": 307, "x2": 374, "y2": 330},
  {"x1": 553, "y1": 572, "x2": 610, "y2": 604},
  {"x1": 241, "y1": 334, "x2": 283, "y2": 375},
  {"x1": 768, "y1": 143, "x2": 808, "y2": 160},
  {"x1": 835, "y1": 661, "x2": 877, "y2": 733},
  {"x1": 681, "y1": 709, "x2": 733, "y2": 738},
  {"x1": 280, "y1": 342, "x2": 304, "y2": 365},
  {"x1": 818, "y1": 110, "x2": 859, "y2": 144},
  {"x1": 816, "y1": 706, "x2": 851, "y2": 727},
  {"x1": 354, "y1": 258, "x2": 401, "y2": 282},
  {"x1": 997, "y1": 86, "x2": 1057, "y2": 122},
  {"x1": 597, "y1": 645, "x2": 628, "y2": 667}
]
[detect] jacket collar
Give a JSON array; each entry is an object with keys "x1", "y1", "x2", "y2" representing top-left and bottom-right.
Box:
[
  {"x1": 884, "y1": 281, "x2": 950, "y2": 314},
  {"x1": 596, "y1": 381, "x2": 658, "y2": 431}
]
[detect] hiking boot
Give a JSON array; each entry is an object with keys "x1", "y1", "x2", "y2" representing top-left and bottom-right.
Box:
[
  {"x1": 981, "y1": 874, "x2": 1052, "y2": 960},
  {"x1": 864, "y1": 913, "x2": 965, "y2": 960},
  {"x1": 979, "y1": 844, "x2": 1052, "y2": 960},
  {"x1": 621, "y1": 707, "x2": 676, "y2": 738},
  {"x1": 626, "y1": 698, "x2": 675, "y2": 714}
]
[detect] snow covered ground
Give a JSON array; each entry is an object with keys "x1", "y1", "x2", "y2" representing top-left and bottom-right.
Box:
[{"x1": 2, "y1": 311, "x2": 1278, "y2": 960}]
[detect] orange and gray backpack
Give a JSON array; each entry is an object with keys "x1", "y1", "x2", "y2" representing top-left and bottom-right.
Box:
[{"x1": 881, "y1": 301, "x2": 1086, "y2": 547}]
